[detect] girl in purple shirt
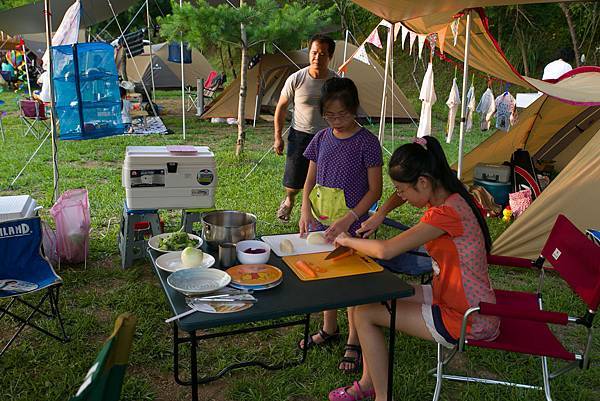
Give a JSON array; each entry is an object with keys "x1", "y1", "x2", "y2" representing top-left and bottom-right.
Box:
[{"x1": 298, "y1": 77, "x2": 383, "y2": 374}]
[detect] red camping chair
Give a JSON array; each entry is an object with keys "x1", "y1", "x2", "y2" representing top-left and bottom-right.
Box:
[
  {"x1": 19, "y1": 99, "x2": 49, "y2": 140},
  {"x1": 431, "y1": 214, "x2": 600, "y2": 401}
]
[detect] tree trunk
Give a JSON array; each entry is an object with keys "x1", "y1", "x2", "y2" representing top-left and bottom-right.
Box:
[
  {"x1": 560, "y1": 3, "x2": 581, "y2": 67},
  {"x1": 517, "y1": 28, "x2": 529, "y2": 76},
  {"x1": 121, "y1": 48, "x2": 128, "y2": 81},
  {"x1": 236, "y1": 9, "x2": 248, "y2": 157},
  {"x1": 218, "y1": 46, "x2": 226, "y2": 73},
  {"x1": 227, "y1": 45, "x2": 237, "y2": 80}
]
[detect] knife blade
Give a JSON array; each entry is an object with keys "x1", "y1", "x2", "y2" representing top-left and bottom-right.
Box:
[{"x1": 324, "y1": 245, "x2": 353, "y2": 260}]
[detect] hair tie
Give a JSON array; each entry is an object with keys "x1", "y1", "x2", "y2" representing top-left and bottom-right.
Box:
[{"x1": 413, "y1": 137, "x2": 427, "y2": 150}]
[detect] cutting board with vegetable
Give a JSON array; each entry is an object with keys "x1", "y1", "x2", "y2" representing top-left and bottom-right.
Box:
[
  {"x1": 283, "y1": 252, "x2": 383, "y2": 281},
  {"x1": 261, "y1": 231, "x2": 335, "y2": 257}
]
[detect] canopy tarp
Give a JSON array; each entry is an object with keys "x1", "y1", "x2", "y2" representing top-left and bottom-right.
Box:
[
  {"x1": 126, "y1": 43, "x2": 214, "y2": 89},
  {"x1": 202, "y1": 41, "x2": 417, "y2": 121},
  {"x1": 350, "y1": 0, "x2": 580, "y2": 23},
  {"x1": 0, "y1": 0, "x2": 137, "y2": 36},
  {"x1": 400, "y1": 9, "x2": 600, "y2": 105}
]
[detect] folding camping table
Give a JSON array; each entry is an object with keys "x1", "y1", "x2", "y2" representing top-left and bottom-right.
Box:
[{"x1": 149, "y1": 246, "x2": 414, "y2": 401}]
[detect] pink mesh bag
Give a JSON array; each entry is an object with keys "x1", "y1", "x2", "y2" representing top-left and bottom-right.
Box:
[{"x1": 49, "y1": 189, "x2": 91, "y2": 264}]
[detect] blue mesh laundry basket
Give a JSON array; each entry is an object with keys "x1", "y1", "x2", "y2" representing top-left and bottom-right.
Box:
[
  {"x1": 168, "y1": 42, "x2": 192, "y2": 64},
  {"x1": 52, "y1": 42, "x2": 125, "y2": 140}
]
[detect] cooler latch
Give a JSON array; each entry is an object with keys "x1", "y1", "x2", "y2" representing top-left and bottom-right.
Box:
[{"x1": 167, "y1": 162, "x2": 178, "y2": 173}]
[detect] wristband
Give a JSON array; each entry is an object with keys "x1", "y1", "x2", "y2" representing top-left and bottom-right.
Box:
[{"x1": 349, "y1": 209, "x2": 360, "y2": 221}]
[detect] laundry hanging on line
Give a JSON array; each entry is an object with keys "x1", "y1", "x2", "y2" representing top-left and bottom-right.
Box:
[
  {"x1": 118, "y1": 29, "x2": 145, "y2": 58},
  {"x1": 445, "y1": 77, "x2": 460, "y2": 143},
  {"x1": 495, "y1": 91, "x2": 517, "y2": 132},
  {"x1": 476, "y1": 88, "x2": 496, "y2": 131},
  {"x1": 417, "y1": 62, "x2": 436, "y2": 138}
]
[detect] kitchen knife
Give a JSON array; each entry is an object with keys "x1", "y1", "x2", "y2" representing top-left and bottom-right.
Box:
[{"x1": 324, "y1": 245, "x2": 353, "y2": 260}]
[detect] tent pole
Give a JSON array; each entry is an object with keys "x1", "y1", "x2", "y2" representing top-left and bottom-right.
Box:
[
  {"x1": 146, "y1": 0, "x2": 156, "y2": 102},
  {"x1": 457, "y1": 11, "x2": 472, "y2": 180},
  {"x1": 342, "y1": 29, "x2": 349, "y2": 78},
  {"x1": 44, "y1": 0, "x2": 59, "y2": 202},
  {"x1": 378, "y1": 24, "x2": 392, "y2": 143},
  {"x1": 390, "y1": 24, "x2": 395, "y2": 149},
  {"x1": 179, "y1": 0, "x2": 186, "y2": 140}
]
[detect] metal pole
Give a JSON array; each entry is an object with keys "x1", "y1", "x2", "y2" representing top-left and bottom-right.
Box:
[
  {"x1": 146, "y1": 0, "x2": 156, "y2": 102},
  {"x1": 342, "y1": 29, "x2": 349, "y2": 78},
  {"x1": 22, "y1": 43, "x2": 32, "y2": 98},
  {"x1": 197, "y1": 78, "x2": 204, "y2": 116},
  {"x1": 44, "y1": 0, "x2": 59, "y2": 202},
  {"x1": 378, "y1": 24, "x2": 392, "y2": 143},
  {"x1": 457, "y1": 11, "x2": 472, "y2": 179},
  {"x1": 179, "y1": 0, "x2": 186, "y2": 140}
]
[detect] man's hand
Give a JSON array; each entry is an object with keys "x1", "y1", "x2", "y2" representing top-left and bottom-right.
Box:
[{"x1": 273, "y1": 136, "x2": 284, "y2": 156}]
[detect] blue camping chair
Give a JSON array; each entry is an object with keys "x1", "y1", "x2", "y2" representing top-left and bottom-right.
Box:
[{"x1": 0, "y1": 216, "x2": 68, "y2": 358}]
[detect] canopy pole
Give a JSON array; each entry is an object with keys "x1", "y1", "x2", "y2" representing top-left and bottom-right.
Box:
[
  {"x1": 378, "y1": 24, "x2": 392, "y2": 143},
  {"x1": 22, "y1": 44, "x2": 32, "y2": 98},
  {"x1": 457, "y1": 11, "x2": 472, "y2": 180},
  {"x1": 342, "y1": 29, "x2": 349, "y2": 78},
  {"x1": 44, "y1": 0, "x2": 59, "y2": 202},
  {"x1": 146, "y1": 0, "x2": 156, "y2": 102},
  {"x1": 179, "y1": 0, "x2": 186, "y2": 140}
]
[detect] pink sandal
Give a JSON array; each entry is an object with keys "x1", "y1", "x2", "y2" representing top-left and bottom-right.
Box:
[{"x1": 329, "y1": 381, "x2": 375, "y2": 401}]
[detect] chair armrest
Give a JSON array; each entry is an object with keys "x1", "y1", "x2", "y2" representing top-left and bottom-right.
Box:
[
  {"x1": 478, "y1": 301, "x2": 569, "y2": 325},
  {"x1": 487, "y1": 254, "x2": 538, "y2": 269}
]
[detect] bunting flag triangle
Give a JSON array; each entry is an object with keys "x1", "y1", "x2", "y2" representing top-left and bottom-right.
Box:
[
  {"x1": 366, "y1": 27, "x2": 383, "y2": 49},
  {"x1": 393, "y1": 23, "x2": 401, "y2": 40},
  {"x1": 438, "y1": 26, "x2": 448, "y2": 54},
  {"x1": 379, "y1": 20, "x2": 392, "y2": 29},
  {"x1": 409, "y1": 31, "x2": 417, "y2": 55},
  {"x1": 353, "y1": 44, "x2": 370, "y2": 65},
  {"x1": 401, "y1": 26, "x2": 409, "y2": 50},
  {"x1": 417, "y1": 34, "x2": 426, "y2": 59},
  {"x1": 451, "y1": 17, "x2": 460, "y2": 46}
]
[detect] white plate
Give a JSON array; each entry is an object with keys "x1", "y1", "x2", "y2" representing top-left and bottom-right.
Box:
[
  {"x1": 156, "y1": 251, "x2": 215, "y2": 273},
  {"x1": 148, "y1": 232, "x2": 203, "y2": 253},
  {"x1": 167, "y1": 268, "x2": 231, "y2": 296},
  {"x1": 186, "y1": 298, "x2": 253, "y2": 314},
  {"x1": 261, "y1": 231, "x2": 335, "y2": 257}
]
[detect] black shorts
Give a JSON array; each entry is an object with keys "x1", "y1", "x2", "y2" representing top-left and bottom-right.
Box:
[{"x1": 282, "y1": 127, "x2": 314, "y2": 190}]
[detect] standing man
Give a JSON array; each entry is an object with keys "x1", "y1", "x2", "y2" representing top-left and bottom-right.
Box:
[{"x1": 273, "y1": 34, "x2": 337, "y2": 222}]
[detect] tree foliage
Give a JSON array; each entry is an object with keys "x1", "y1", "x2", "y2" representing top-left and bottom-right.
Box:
[{"x1": 159, "y1": 0, "x2": 333, "y2": 53}]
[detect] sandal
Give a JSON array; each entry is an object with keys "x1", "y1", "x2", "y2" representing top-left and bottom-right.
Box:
[
  {"x1": 298, "y1": 328, "x2": 340, "y2": 350},
  {"x1": 329, "y1": 381, "x2": 375, "y2": 401},
  {"x1": 339, "y1": 344, "x2": 362, "y2": 373},
  {"x1": 277, "y1": 200, "x2": 292, "y2": 222}
]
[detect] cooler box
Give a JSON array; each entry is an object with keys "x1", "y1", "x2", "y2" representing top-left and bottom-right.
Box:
[
  {"x1": 122, "y1": 146, "x2": 217, "y2": 210},
  {"x1": 474, "y1": 178, "x2": 511, "y2": 207},
  {"x1": 0, "y1": 195, "x2": 40, "y2": 222},
  {"x1": 474, "y1": 163, "x2": 511, "y2": 183}
]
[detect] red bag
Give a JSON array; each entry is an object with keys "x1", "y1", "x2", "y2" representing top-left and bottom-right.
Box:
[{"x1": 509, "y1": 187, "x2": 532, "y2": 218}]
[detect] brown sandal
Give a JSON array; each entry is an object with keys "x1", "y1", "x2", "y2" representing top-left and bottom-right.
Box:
[
  {"x1": 298, "y1": 328, "x2": 340, "y2": 350},
  {"x1": 339, "y1": 344, "x2": 362, "y2": 373},
  {"x1": 277, "y1": 200, "x2": 292, "y2": 222}
]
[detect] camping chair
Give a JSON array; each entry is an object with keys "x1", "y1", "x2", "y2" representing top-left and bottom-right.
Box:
[
  {"x1": 19, "y1": 99, "x2": 49, "y2": 139},
  {"x1": 70, "y1": 313, "x2": 137, "y2": 401},
  {"x1": 431, "y1": 214, "x2": 600, "y2": 401},
  {"x1": 0, "y1": 216, "x2": 69, "y2": 358},
  {"x1": 203, "y1": 72, "x2": 224, "y2": 100}
]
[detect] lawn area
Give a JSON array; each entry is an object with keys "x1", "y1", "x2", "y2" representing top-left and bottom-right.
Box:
[{"x1": 0, "y1": 89, "x2": 598, "y2": 401}]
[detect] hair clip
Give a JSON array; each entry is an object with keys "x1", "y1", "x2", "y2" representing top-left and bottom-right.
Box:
[{"x1": 412, "y1": 137, "x2": 427, "y2": 150}]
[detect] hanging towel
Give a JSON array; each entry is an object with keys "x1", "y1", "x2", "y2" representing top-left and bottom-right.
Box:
[
  {"x1": 119, "y1": 29, "x2": 145, "y2": 58},
  {"x1": 417, "y1": 62, "x2": 436, "y2": 138},
  {"x1": 465, "y1": 84, "x2": 476, "y2": 132},
  {"x1": 476, "y1": 88, "x2": 495, "y2": 131},
  {"x1": 445, "y1": 77, "x2": 461, "y2": 143},
  {"x1": 495, "y1": 92, "x2": 517, "y2": 131}
]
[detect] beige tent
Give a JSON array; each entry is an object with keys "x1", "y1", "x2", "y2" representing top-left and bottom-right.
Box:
[
  {"x1": 456, "y1": 94, "x2": 600, "y2": 259},
  {"x1": 126, "y1": 43, "x2": 214, "y2": 89},
  {"x1": 202, "y1": 41, "x2": 417, "y2": 121}
]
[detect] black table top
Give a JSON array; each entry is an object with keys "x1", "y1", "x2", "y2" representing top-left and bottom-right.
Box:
[{"x1": 149, "y1": 246, "x2": 414, "y2": 332}]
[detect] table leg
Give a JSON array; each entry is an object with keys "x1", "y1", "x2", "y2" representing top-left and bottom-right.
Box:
[
  {"x1": 191, "y1": 330, "x2": 199, "y2": 401},
  {"x1": 301, "y1": 313, "x2": 310, "y2": 363},
  {"x1": 387, "y1": 299, "x2": 397, "y2": 401}
]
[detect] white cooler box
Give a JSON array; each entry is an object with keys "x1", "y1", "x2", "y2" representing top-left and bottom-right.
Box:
[
  {"x1": 474, "y1": 163, "x2": 511, "y2": 183},
  {"x1": 122, "y1": 146, "x2": 217, "y2": 210},
  {"x1": 0, "y1": 195, "x2": 40, "y2": 222}
]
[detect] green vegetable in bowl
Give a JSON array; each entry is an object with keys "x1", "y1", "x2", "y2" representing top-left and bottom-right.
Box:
[{"x1": 158, "y1": 232, "x2": 199, "y2": 251}]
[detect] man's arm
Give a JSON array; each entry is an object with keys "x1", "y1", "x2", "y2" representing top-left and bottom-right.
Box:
[{"x1": 273, "y1": 95, "x2": 289, "y2": 155}]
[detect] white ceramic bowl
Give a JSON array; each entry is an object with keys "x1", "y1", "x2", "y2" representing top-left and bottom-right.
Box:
[
  {"x1": 155, "y1": 251, "x2": 215, "y2": 273},
  {"x1": 148, "y1": 232, "x2": 203, "y2": 253},
  {"x1": 236, "y1": 240, "x2": 271, "y2": 264}
]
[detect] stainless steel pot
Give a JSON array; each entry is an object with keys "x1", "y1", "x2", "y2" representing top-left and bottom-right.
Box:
[{"x1": 201, "y1": 210, "x2": 256, "y2": 248}]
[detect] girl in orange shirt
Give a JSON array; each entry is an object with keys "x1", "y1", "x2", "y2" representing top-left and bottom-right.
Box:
[{"x1": 328, "y1": 136, "x2": 499, "y2": 401}]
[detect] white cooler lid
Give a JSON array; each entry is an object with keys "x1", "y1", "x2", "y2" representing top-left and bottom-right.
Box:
[{"x1": 0, "y1": 195, "x2": 39, "y2": 222}]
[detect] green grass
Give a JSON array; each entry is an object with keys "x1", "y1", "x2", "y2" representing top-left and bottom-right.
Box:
[{"x1": 0, "y1": 89, "x2": 598, "y2": 401}]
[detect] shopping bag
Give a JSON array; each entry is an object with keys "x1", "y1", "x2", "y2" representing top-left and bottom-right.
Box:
[
  {"x1": 50, "y1": 189, "x2": 91, "y2": 264},
  {"x1": 508, "y1": 187, "x2": 532, "y2": 219}
]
